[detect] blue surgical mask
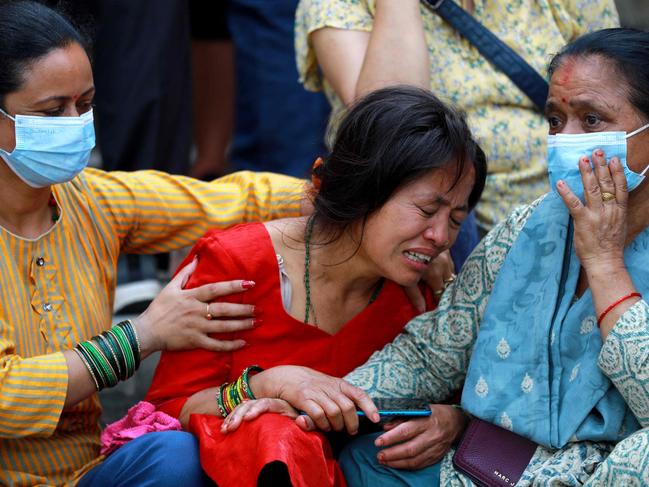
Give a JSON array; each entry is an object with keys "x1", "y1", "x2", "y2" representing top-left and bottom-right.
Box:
[
  {"x1": 0, "y1": 108, "x2": 95, "y2": 188},
  {"x1": 547, "y1": 123, "x2": 649, "y2": 199}
]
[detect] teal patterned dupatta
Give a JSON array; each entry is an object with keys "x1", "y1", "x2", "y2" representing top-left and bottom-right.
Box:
[{"x1": 462, "y1": 193, "x2": 643, "y2": 448}]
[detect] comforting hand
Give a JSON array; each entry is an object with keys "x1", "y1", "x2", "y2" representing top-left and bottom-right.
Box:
[
  {"x1": 404, "y1": 250, "x2": 456, "y2": 312},
  {"x1": 221, "y1": 398, "x2": 299, "y2": 434},
  {"x1": 134, "y1": 256, "x2": 256, "y2": 357},
  {"x1": 373, "y1": 404, "x2": 466, "y2": 470},
  {"x1": 249, "y1": 366, "x2": 380, "y2": 434}
]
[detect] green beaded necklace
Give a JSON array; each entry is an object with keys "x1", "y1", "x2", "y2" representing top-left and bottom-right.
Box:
[
  {"x1": 303, "y1": 216, "x2": 384, "y2": 326},
  {"x1": 49, "y1": 194, "x2": 60, "y2": 222}
]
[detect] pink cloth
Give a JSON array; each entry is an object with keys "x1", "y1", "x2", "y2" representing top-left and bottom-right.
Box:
[{"x1": 100, "y1": 401, "x2": 181, "y2": 455}]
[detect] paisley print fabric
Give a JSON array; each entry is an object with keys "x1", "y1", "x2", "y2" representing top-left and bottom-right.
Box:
[{"x1": 345, "y1": 197, "x2": 649, "y2": 484}]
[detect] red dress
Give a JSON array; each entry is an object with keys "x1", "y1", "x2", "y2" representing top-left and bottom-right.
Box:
[{"x1": 145, "y1": 223, "x2": 434, "y2": 487}]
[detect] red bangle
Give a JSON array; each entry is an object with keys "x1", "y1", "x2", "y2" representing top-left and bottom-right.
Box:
[{"x1": 597, "y1": 292, "x2": 642, "y2": 327}]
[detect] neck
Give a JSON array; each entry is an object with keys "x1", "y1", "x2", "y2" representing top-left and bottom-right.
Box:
[
  {"x1": 308, "y1": 221, "x2": 382, "y2": 300},
  {"x1": 0, "y1": 159, "x2": 53, "y2": 237}
]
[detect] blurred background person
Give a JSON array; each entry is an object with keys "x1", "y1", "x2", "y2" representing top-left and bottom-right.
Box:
[{"x1": 294, "y1": 0, "x2": 619, "y2": 234}]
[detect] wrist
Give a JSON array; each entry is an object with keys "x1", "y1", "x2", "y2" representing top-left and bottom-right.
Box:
[
  {"x1": 132, "y1": 315, "x2": 157, "y2": 359},
  {"x1": 248, "y1": 372, "x2": 268, "y2": 398},
  {"x1": 582, "y1": 257, "x2": 627, "y2": 280},
  {"x1": 450, "y1": 405, "x2": 470, "y2": 442}
]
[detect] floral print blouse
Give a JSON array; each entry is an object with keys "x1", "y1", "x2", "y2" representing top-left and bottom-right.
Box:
[{"x1": 295, "y1": 0, "x2": 619, "y2": 230}]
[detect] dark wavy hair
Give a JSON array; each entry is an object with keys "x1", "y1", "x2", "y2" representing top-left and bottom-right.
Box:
[
  {"x1": 312, "y1": 85, "x2": 486, "y2": 241},
  {"x1": 0, "y1": 1, "x2": 91, "y2": 109},
  {"x1": 548, "y1": 28, "x2": 649, "y2": 121}
]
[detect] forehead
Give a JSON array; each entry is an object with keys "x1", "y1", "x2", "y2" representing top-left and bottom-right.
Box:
[
  {"x1": 398, "y1": 163, "x2": 475, "y2": 205},
  {"x1": 548, "y1": 55, "x2": 631, "y2": 111},
  {"x1": 13, "y1": 43, "x2": 93, "y2": 101}
]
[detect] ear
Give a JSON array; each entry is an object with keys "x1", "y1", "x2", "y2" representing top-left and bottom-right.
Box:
[{"x1": 311, "y1": 157, "x2": 324, "y2": 191}]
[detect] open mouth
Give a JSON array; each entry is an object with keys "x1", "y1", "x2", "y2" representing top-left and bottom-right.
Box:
[{"x1": 403, "y1": 250, "x2": 432, "y2": 265}]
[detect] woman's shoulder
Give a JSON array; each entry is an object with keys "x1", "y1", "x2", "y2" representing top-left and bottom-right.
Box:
[
  {"x1": 481, "y1": 195, "x2": 547, "y2": 249},
  {"x1": 196, "y1": 222, "x2": 272, "y2": 256}
]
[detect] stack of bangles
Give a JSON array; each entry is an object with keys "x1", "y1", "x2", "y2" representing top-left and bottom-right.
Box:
[
  {"x1": 217, "y1": 365, "x2": 264, "y2": 417},
  {"x1": 73, "y1": 320, "x2": 141, "y2": 391}
]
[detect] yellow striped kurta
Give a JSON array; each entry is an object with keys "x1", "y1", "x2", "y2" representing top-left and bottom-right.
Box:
[{"x1": 0, "y1": 168, "x2": 303, "y2": 486}]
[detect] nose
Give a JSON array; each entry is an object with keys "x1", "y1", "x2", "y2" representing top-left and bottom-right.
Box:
[
  {"x1": 422, "y1": 217, "x2": 450, "y2": 249},
  {"x1": 559, "y1": 119, "x2": 583, "y2": 135}
]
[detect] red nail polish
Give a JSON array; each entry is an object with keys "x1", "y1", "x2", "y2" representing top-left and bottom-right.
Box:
[
  {"x1": 596, "y1": 149, "x2": 604, "y2": 157},
  {"x1": 242, "y1": 280, "x2": 256, "y2": 289},
  {"x1": 252, "y1": 318, "x2": 263, "y2": 328}
]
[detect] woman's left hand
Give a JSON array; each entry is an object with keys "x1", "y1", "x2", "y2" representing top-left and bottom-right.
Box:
[
  {"x1": 404, "y1": 250, "x2": 455, "y2": 313},
  {"x1": 556, "y1": 150, "x2": 628, "y2": 272},
  {"x1": 221, "y1": 398, "x2": 298, "y2": 434},
  {"x1": 372, "y1": 404, "x2": 465, "y2": 469}
]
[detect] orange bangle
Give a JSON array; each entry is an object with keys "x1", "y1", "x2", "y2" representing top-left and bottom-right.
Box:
[{"x1": 597, "y1": 292, "x2": 642, "y2": 327}]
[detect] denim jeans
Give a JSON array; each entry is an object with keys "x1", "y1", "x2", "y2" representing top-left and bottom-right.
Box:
[{"x1": 227, "y1": 0, "x2": 331, "y2": 178}]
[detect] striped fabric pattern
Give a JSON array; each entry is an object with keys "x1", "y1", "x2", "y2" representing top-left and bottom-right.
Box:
[{"x1": 0, "y1": 168, "x2": 303, "y2": 486}]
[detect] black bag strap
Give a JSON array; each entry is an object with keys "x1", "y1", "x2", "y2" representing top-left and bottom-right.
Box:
[{"x1": 422, "y1": 0, "x2": 549, "y2": 111}]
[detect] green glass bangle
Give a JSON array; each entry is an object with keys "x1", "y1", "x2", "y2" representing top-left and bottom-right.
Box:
[
  {"x1": 86, "y1": 339, "x2": 118, "y2": 387},
  {"x1": 228, "y1": 379, "x2": 242, "y2": 409},
  {"x1": 103, "y1": 330, "x2": 129, "y2": 381},
  {"x1": 95, "y1": 334, "x2": 122, "y2": 380},
  {"x1": 241, "y1": 365, "x2": 263, "y2": 400},
  {"x1": 73, "y1": 347, "x2": 100, "y2": 391},
  {"x1": 88, "y1": 340, "x2": 119, "y2": 388},
  {"x1": 115, "y1": 320, "x2": 141, "y2": 368},
  {"x1": 111, "y1": 325, "x2": 135, "y2": 376},
  {"x1": 80, "y1": 341, "x2": 117, "y2": 388},
  {"x1": 76, "y1": 342, "x2": 107, "y2": 390},
  {"x1": 120, "y1": 320, "x2": 141, "y2": 367}
]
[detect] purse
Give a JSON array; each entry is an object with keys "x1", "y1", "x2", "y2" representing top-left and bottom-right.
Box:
[
  {"x1": 452, "y1": 418, "x2": 538, "y2": 487},
  {"x1": 421, "y1": 0, "x2": 549, "y2": 112}
]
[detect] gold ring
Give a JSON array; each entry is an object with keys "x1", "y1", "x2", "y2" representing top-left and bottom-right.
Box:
[
  {"x1": 601, "y1": 192, "x2": 616, "y2": 202},
  {"x1": 443, "y1": 274, "x2": 457, "y2": 287},
  {"x1": 205, "y1": 303, "x2": 213, "y2": 320},
  {"x1": 434, "y1": 288, "x2": 444, "y2": 296}
]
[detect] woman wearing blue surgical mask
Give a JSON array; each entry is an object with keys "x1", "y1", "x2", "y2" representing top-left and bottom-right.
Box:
[
  {"x1": 0, "y1": 2, "x2": 457, "y2": 485},
  {"x1": 0, "y1": 1, "x2": 310, "y2": 486},
  {"x1": 220, "y1": 28, "x2": 649, "y2": 485}
]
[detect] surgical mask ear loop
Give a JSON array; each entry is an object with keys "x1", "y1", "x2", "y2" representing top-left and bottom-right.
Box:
[
  {"x1": 625, "y1": 122, "x2": 649, "y2": 181},
  {"x1": 0, "y1": 107, "x2": 15, "y2": 122},
  {"x1": 626, "y1": 122, "x2": 649, "y2": 139}
]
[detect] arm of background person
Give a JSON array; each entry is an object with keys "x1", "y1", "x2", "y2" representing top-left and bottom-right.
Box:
[
  {"x1": 548, "y1": 0, "x2": 619, "y2": 43},
  {"x1": 310, "y1": 0, "x2": 428, "y2": 106},
  {"x1": 84, "y1": 168, "x2": 306, "y2": 254}
]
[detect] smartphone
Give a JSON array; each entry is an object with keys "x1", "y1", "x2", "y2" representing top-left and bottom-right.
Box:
[{"x1": 359, "y1": 398, "x2": 431, "y2": 419}]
